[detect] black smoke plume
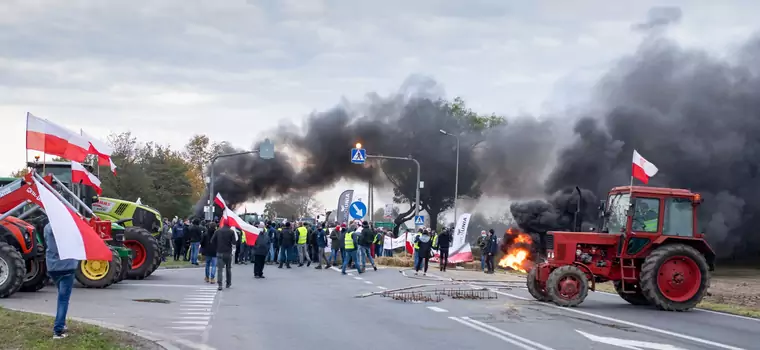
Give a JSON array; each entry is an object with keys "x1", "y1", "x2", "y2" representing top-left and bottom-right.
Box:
[{"x1": 511, "y1": 23, "x2": 760, "y2": 260}]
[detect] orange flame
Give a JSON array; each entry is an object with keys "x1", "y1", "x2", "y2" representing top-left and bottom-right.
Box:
[{"x1": 498, "y1": 230, "x2": 533, "y2": 273}]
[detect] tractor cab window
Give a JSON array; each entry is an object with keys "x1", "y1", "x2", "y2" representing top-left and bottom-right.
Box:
[
  {"x1": 632, "y1": 197, "x2": 660, "y2": 232},
  {"x1": 604, "y1": 193, "x2": 630, "y2": 233},
  {"x1": 663, "y1": 197, "x2": 693, "y2": 237}
]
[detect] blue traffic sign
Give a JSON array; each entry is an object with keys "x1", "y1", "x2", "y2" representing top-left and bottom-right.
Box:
[
  {"x1": 349, "y1": 201, "x2": 367, "y2": 219},
  {"x1": 414, "y1": 216, "x2": 424, "y2": 225},
  {"x1": 350, "y1": 148, "x2": 366, "y2": 164}
]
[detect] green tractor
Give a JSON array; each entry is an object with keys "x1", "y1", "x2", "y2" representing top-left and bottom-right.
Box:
[{"x1": 91, "y1": 197, "x2": 163, "y2": 279}]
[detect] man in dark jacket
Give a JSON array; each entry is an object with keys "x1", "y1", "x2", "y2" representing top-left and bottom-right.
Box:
[
  {"x1": 314, "y1": 224, "x2": 331, "y2": 269},
  {"x1": 485, "y1": 229, "x2": 498, "y2": 274},
  {"x1": 201, "y1": 223, "x2": 218, "y2": 283},
  {"x1": 278, "y1": 222, "x2": 296, "y2": 269},
  {"x1": 172, "y1": 221, "x2": 185, "y2": 261},
  {"x1": 435, "y1": 228, "x2": 452, "y2": 272},
  {"x1": 266, "y1": 222, "x2": 278, "y2": 264},
  {"x1": 358, "y1": 221, "x2": 378, "y2": 271},
  {"x1": 329, "y1": 226, "x2": 341, "y2": 265},
  {"x1": 253, "y1": 229, "x2": 270, "y2": 278},
  {"x1": 211, "y1": 221, "x2": 237, "y2": 290},
  {"x1": 187, "y1": 219, "x2": 204, "y2": 265}
]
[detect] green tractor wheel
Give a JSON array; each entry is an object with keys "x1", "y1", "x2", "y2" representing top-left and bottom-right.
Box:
[
  {"x1": 75, "y1": 249, "x2": 122, "y2": 288},
  {"x1": 124, "y1": 227, "x2": 160, "y2": 280},
  {"x1": 115, "y1": 255, "x2": 132, "y2": 284}
]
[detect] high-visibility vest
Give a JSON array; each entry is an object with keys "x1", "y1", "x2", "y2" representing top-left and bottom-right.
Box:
[
  {"x1": 344, "y1": 232, "x2": 355, "y2": 249},
  {"x1": 297, "y1": 226, "x2": 308, "y2": 244},
  {"x1": 241, "y1": 231, "x2": 247, "y2": 243},
  {"x1": 432, "y1": 234, "x2": 438, "y2": 248},
  {"x1": 414, "y1": 233, "x2": 421, "y2": 249},
  {"x1": 643, "y1": 219, "x2": 657, "y2": 232}
]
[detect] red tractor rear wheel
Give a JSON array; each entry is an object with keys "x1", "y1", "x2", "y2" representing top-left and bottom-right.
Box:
[
  {"x1": 613, "y1": 281, "x2": 650, "y2": 306},
  {"x1": 640, "y1": 244, "x2": 710, "y2": 311},
  {"x1": 546, "y1": 265, "x2": 589, "y2": 307},
  {"x1": 526, "y1": 266, "x2": 550, "y2": 301}
]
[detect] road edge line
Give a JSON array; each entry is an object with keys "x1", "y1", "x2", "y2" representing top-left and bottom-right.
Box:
[{"x1": 448, "y1": 316, "x2": 536, "y2": 350}]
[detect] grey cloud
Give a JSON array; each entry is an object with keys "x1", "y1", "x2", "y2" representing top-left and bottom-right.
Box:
[{"x1": 632, "y1": 6, "x2": 682, "y2": 32}]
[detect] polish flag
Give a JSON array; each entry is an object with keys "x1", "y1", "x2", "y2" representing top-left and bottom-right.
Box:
[
  {"x1": 26, "y1": 113, "x2": 90, "y2": 162},
  {"x1": 632, "y1": 150, "x2": 659, "y2": 184},
  {"x1": 81, "y1": 129, "x2": 118, "y2": 175},
  {"x1": 29, "y1": 177, "x2": 112, "y2": 261},
  {"x1": 222, "y1": 207, "x2": 259, "y2": 245},
  {"x1": 405, "y1": 232, "x2": 415, "y2": 254},
  {"x1": 214, "y1": 193, "x2": 227, "y2": 209},
  {"x1": 71, "y1": 161, "x2": 103, "y2": 195}
]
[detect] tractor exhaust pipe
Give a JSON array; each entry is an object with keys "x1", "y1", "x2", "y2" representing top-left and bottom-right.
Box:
[{"x1": 573, "y1": 186, "x2": 582, "y2": 232}]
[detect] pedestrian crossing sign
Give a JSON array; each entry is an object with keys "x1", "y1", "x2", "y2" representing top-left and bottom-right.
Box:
[
  {"x1": 350, "y1": 148, "x2": 366, "y2": 164},
  {"x1": 414, "y1": 216, "x2": 424, "y2": 225}
]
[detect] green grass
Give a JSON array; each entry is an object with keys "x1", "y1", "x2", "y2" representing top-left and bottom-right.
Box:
[
  {"x1": 158, "y1": 259, "x2": 201, "y2": 269},
  {"x1": 0, "y1": 307, "x2": 158, "y2": 349}
]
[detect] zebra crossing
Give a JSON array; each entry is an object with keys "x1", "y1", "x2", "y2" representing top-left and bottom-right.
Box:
[{"x1": 168, "y1": 285, "x2": 219, "y2": 334}]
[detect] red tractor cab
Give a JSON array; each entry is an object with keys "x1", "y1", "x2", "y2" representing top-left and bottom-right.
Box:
[{"x1": 528, "y1": 186, "x2": 713, "y2": 312}]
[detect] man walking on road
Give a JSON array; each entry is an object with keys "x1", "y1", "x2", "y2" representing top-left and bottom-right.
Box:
[
  {"x1": 296, "y1": 222, "x2": 311, "y2": 267},
  {"x1": 253, "y1": 227, "x2": 270, "y2": 278},
  {"x1": 341, "y1": 227, "x2": 362, "y2": 275},
  {"x1": 278, "y1": 222, "x2": 295, "y2": 269},
  {"x1": 44, "y1": 223, "x2": 77, "y2": 339},
  {"x1": 329, "y1": 225, "x2": 341, "y2": 266},
  {"x1": 201, "y1": 222, "x2": 217, "y2": 284},
  {"x1": 435, "y1": 227, "x2": 452, "y2": 272},
  {"x1": 358, "y1": 221, "x2": 378, "y2": 271},
  {"x1": 212, "y1": 220, "x2": 236, "y2": 290}
]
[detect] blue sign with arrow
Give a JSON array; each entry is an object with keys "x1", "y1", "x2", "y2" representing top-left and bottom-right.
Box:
[
  {"x1": 349, "y1": 201, "x2": 367, "y2": 219},
  {"x1": 414, "y1": 216, "x2": 424, "y2": 226},
  {"x1": 350, "y1": 148, "x2": 366, "y2": 164}
]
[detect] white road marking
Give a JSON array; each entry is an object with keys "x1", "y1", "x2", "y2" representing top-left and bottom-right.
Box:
[
  {"x1": 182, "y1": 300, "x2": 215, "y2": 305},
  {"x1": 449, "y1": 317, "x2": 539, "y2": 350},
  {"x1": 427, "y1": 306, "x2": 448, "y2": 313},
  {"x1": 377, "y1": 286, "x2": 388, "y2": 290},
  {"x1": 178, "y1": 316, "x2": 211, "y2": 320},
  {"x1": 577, "y1": 330, "x2": 688, "y2": 350},
  {"x1": 172, "y1": 320, "x2": 209, "y2": 325},
  {"x1": 470, "y1": 285, "x2": 745, "y2": 350},
  {"x1": 347, "y1": 273, "x2": 354, "y2": 276},
  {"x1": 180, "y1": 308, "x2": 212, "y2": 311},
  {"x1": 364, "y1": 281, "x2": 373, "y2": 284},
  {"x1": 354, "y1": 277, "x2": 363, "y2": 280},
  {"x1": 184, "y1": 297, "x2": 216, "y2": 300},
  {"x1": 119, "y1": 283, "x2": 218, "y2": 288},
  {"x1": 169, "y1": 326, "x2": 207, "y2": 331},
  {"x1": 463, "y1": 317, "x2": 555, "y2": 350},
  {"x1": 181, "y1": 312, "x2": 212, "y2": 316}
]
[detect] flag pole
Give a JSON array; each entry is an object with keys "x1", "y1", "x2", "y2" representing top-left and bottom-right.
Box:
[
  {"x1": 24, "y1": 113, "x2": 29, "y2": 170},
  {"x1": 42, "y1": 153, "x2": 46, "y2": 175}
]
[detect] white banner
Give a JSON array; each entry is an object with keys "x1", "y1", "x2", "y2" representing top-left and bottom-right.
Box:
[
  {"x1": 383, "y1": 204, "x2": 393, "y2": 219},
  {"x1": 432, "y1": 213, "x2": 473, "y2": 263},
  {"x1": 384, "y1": 234, "x2": 407, "y2": 250}
]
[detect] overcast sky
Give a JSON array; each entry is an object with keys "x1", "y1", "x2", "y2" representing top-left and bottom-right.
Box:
[{"x1": 1, "y1": 0, "x2": 758, "y2": 218}]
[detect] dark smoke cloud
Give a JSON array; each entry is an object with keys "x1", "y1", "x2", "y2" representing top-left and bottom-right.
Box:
[
  {"x1": 511, "y1": 33, "x2": 760, "y2": 260},
  {"x1": 632, "y1": 6, "x2": 682, "y2": 32},
  {"x1": 510, "y1": 188, "x2": 599, "y2": 234}
]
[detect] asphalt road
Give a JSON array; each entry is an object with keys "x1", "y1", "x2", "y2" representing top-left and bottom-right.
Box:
[{"x1": 1, "y1": 263, "x2": 758, "y2": 350}]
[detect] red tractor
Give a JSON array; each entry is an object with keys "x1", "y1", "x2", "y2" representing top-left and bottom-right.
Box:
[{"x1": 527, "y1": 186, "x2": 714, "y2": 311}]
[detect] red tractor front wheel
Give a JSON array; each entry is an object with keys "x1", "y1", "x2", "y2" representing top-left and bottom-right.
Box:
[
  {"x1": 640, "y1": 244, "x2": 710, "y2": 311},
  {"x1": 546, "y1": 265, "x2": 589, "y2": 307}
]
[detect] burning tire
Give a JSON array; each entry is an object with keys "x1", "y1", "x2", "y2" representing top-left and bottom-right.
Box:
[
  {"x1": 546, "y1": 265, "x2": 589, "y2": 307},
  {"x1": 640, "y1": 244, "x2": 709, "y2": 311},
  {"x1": 526, "y1": 267, "x2": 550, "y2": 302},
  {"x1": 613, "y1": 281, "x2": 650, "y2": 306},
  {"x1": 123, "y1": 227, "x2": 159, "y2": 280},
  {"x1": 20, "y1": 258, "x2": 47, "y2": 292},
  {"x1": 0, "y1": 242, "x2": 25, "y2": 298}
]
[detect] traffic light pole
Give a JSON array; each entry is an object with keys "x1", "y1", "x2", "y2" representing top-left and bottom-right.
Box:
[
  {"x1": 208, "y1": 150, "x2": 260, "y2": 220},
  {"x1": 365, "y1": 154, "x2": 421, "y2": 225}
]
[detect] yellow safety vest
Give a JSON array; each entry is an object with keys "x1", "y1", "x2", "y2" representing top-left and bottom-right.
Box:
[
  {"x1": 414, "y1": 233, "x2": 421, "y2": 249},
  {"x1": 344, "y1": 232, "x2": 355, "y2": 249},
  {"x1": 432, "y1": 234, "x2": 438, "y2": 248},
  {"x1": 297, "y1": 226, "x2": 308, "y2": 244},
  {"x1": 241, "y1": 231, "x2": 247, "y2": 243}
]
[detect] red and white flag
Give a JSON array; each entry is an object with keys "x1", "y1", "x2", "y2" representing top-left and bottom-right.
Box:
[
  {"x1": 71, "y1": 161, "x2": 102, "y2": 195},
  {"x1": 214, "y1": 193, "x2": 227, "y2": 209},
  {"x1": 632, "y1": 150, "x2": 658, "y2": 184},
  {"x1": 29, "y1": 177, "x2": 112, "y2": 261},
  {"x1": 80, "y1": 129, "x2": 118, "y2": 175},
  {"x1": 222, "y1": 207, "x2": 259, "y2": 245},
  {"x1": 26, "y1": 113, "x2": 90, "y2": 162}
]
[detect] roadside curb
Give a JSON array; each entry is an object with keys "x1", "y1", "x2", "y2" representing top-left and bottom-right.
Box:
[{"x1": 2, "y1": 306, "x2": 215, "y2": 350}]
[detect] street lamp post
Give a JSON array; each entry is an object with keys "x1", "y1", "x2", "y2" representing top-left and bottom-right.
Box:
[
  {"x1": 207, "y1": 139, "x2": 275, "y2": 220},
  {"x1": 439, "y1": 129, "x2": 460, "y2": 225}
]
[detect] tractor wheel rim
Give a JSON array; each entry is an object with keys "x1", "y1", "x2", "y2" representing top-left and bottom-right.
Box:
[
  {"x1": 124, "y1": 240, "x2": 147, "y2": 270},
  {"x1": 24, "y1": 260, "x2": 39, "y2": 282},
  {"x1": 557, "y1": 276, "x2": 581, "y2": 300},
  {"x1": 0, "y1": 257, "x2": 9, "y2": 286},
  {"x1": 657, "y1": 255, "x2": 701, "y2": 302},
  {"x1": 81, "y1": 260, "x2": 109, "y2": 280}
]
